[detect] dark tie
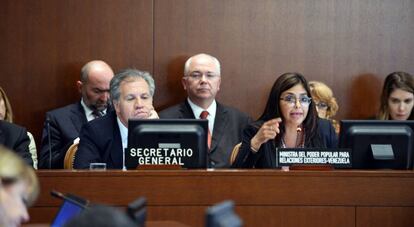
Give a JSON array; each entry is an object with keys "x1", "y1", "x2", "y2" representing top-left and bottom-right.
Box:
[
  {"x1": 200, "y1": 111, "x2": 212, "y2": 150},
  {"x1": 92, "y1": 110, "x2": 104, "y2": 119}
]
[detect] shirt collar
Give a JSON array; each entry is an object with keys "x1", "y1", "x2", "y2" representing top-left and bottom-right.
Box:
[
  {"x1": 187, "y1": 98, "x2": 216, "y2": 134},
  {"x1": 81, "y1": 98, "x2": 107, "y2": 122},
  {"x1": 187, "y1": 98, "x2": 217, "y2": 119}
]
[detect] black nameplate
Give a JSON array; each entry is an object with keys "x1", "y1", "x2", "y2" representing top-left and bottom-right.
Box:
[
  {"x1": 125, "y1": 143, "x2": 202, "y2": 169},
  {"x1": 276, "y1": 148, "x2": 352, "y2": 168}
]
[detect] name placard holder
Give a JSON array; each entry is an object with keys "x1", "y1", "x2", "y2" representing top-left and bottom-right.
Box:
[
  {"x1": 276, "y1": 148, "x2": 352, "y2": 169},
  {"x1": 289, "y1": 164, "x2": 334, "y2": 171},
  {"x1": 136, "y1": 164, "x2": 182, "y2": 170}
]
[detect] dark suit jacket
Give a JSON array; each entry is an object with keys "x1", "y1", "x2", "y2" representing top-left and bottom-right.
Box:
[
  {"x1": 232, "y1": 118, "x2": 338, "y2": 168},
  {"x1": 39, "y1": 102, "x2": 87, "y2": 169},
  {"x1": 74, "y1": 110, "x2": 123, "y2": 169},
  {"x1": 159, "y1": 100, "x2": 252, "y2": 168},
  {"x1": 0, "y1": 120, "x2": 33, "y2": 166}
]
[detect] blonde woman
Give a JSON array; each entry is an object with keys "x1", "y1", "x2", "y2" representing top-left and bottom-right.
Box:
[
  {"x1": 0, "y1": 145, "x2": 39, "y2": 227},
  {"x1": 0, "y1": 86, "x2": 37, "y2": 168},
  {"x1": 309, "y1": 81, "x2": 340, "y2": 134}
]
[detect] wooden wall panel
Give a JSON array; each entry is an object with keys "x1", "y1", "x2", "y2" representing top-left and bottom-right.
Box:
[
  {"x1": 154, "y1": 0, "x2": 414, "y2": 120},
  {"x1": 0, "y1": 0, "x2": 153, "y2": 143},
  {"x1": 0, "y1": 0, "x2": 413, "y2": 148}
]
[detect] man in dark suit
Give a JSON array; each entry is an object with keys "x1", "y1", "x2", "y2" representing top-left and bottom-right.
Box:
[
  {"x1": 0, "y1": 120, "x2": 32, "y2": 166},
  {"x1": 74, "y1": 69, "x2": 158, "y2": 169},
  {"x1": 159, "y1": 53, "x2": 252, "y2": 168},
  {"x1": 39, "y1": 60, "x2": 114, "y2": 169}
]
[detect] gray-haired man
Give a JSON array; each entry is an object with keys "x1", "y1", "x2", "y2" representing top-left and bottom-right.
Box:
[
  {"x1": 160, "y1": 53, "x2": 252, "y2": 168},
  {"x1": 74, "y1": 69, "x2": 158, "y2": 169}
]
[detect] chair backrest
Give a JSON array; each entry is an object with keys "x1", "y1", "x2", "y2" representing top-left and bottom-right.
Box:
[
  {"x1": 126, "y1": 197, "x2": 147, "y2": 226},
  {"x1": 64, "y1": 143, "x2": 78, "y2": 169},
  {"x1": 229, "y1": 143, "x2": 241, "y2": 165},
  {"x1": 205, "y1": 200, "x2": 243, "y2": 227},
  {"x1": 27, "y1": 131, "x2": 38, "y2": 169}
]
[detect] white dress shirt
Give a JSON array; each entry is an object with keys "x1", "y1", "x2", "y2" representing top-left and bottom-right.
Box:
[{"x1": 187, "y1": 98, "x2": 217, "y2": 135}]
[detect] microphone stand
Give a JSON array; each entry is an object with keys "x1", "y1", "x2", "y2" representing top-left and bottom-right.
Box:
[
  {"x1": 46, "y1": 117, "x2": 52, "y2": 169},
  {"x1": 50, "y1": 190, "x2": 89, "y2": 208},
  {"x1": 122, "y1": 148, "x2": 127, "y2": 171}
]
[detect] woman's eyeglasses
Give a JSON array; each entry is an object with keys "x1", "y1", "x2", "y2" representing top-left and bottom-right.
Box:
[
  {"x1": 280, "y1": 95, "x2": 312, "y2": 107},
  {"x1": 315, "y1": 102, "x2": 329, "y2": 110}
]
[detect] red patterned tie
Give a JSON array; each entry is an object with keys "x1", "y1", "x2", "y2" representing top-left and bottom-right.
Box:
[{"x1": 200, "y1": 111, "x2": 211, "y2": 150}]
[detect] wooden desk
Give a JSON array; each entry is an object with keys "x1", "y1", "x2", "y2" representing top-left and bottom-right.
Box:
[{"x1": 30, "y1": 170, "x2": 414, "y2": 227}]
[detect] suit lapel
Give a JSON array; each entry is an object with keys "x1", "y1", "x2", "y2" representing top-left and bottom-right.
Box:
[
  {"x1": 108, "y1": 113, "x2": 123, "y2": 168},
  {"x1": 70, "y1": 102, "x2": 87, "y2": 133},
  {"x1": 181, "y1": 100, "x2": 228, "y2": 152},
  {"x1": 211, "y1": 103, "x2": 228, "y2": 152},
  {"x1": 180, "y1": 100, "x2": 196, "y2": 118},
  {"x1": 109, "y1": 130, "x2": 123, "y2": 168}
]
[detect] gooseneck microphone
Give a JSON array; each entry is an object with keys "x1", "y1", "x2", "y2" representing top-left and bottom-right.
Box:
[
  {"x1": 46, "y1": 117, "x2": 52, "y2": 169},
  {"x1": 122, "y1": 148, "x2": 127, "y2": 171},
  {"x1": 50, "y1": 190, "x2": 89, "y2": 208},
  {"x1": 295, "y1": 126, "x2": 302, "y2": 147}
]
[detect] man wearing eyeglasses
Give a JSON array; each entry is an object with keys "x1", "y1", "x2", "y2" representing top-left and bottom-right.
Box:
[
  {"x1": 39, "y1": 60, "x2": 114, "y2": 169},
  {"x1": 159, "y1": 53, "x2": 252, "y2": 168}
]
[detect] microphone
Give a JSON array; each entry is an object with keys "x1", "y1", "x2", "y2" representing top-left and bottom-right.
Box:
[
  {"x1": 46, "y1": 117, "x2": 52, "y2": 169},
  {"x1": 50, "y1": 190, "x2": 89, "y2": 208},
  {"x1": 295, "y1": 125, "x2": 302, "y2": 147},
  {"x1": 122, "y1": 148, "x2": 127, "y2": 171}
]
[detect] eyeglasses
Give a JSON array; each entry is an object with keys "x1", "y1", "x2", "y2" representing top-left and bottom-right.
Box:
[
  {"x1": 280, "y1": 95, "x2": 312, "y2": 106},
  {"x1": 315, "y1": 102, "x2": 329, "y2": 110},
  {"x1": 185, "y1": 71, "x2": 219, "y2": 81}
]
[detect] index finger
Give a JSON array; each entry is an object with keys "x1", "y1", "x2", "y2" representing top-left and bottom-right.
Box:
[{"x1": 267, "y1": 118, "x2": 282, "y2": 125}]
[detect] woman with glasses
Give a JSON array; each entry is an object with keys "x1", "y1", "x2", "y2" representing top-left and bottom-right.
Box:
[
  {"x1": 309, "y1": 81, "x2": 340, "y2": 134},
  {"x1": 232, "y1": 73, "x2": 337, "y2": 168},
  {"x1": 377, "y1": 72, "x2": 414, "y2": 120}
]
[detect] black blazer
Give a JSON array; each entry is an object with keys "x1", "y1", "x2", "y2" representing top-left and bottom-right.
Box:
[
  {"x1": 232, "y1": 118, "x2": 338, "y2": 168},
  {"x1": 74, "y1": 110, "x2": 123, "y2": 169},
  {"x1": 159, "y1": 100, "x2": 252, "y2": 168},
  {"x1": 39, "y1": 101, "x2": 87, "y2": 169},
  {"x1": 0, "y1": 120, "x2": 32, "y2": 166}
]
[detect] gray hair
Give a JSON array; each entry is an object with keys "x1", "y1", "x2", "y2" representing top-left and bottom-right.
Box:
[
  {"x1": 184, "y1": 53, "x2": 221, "y2": 76},
  {"x1": 110, "y1": 68, "x2": 155, "y2": 103}
]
